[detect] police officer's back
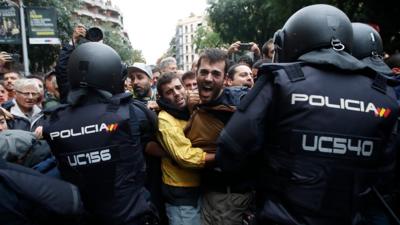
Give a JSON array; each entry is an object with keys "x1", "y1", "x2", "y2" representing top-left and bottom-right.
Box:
[
  {"x1": 43, "y1": 42, "x2": 157, "y2": 225},
  {"x1": 217, "y1": 4, "x2": 399, "y2": 225}
]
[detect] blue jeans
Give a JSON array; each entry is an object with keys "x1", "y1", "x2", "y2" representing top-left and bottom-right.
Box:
[{"x1": 165, "y1": 202, "x2": 201, "y2": 225}]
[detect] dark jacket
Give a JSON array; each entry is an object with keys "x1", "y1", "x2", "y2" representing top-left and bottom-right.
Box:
[
  {"x1": 0, "y1": 158, "x2": 83, "y2": 225},
  {"x1": 55, "y1": 43, "x2": 75, "y2": 104},
  {"x1": 0, "y1": 129, "x2": 51, "y2": 167},
  {"x1": 43, "y1": 90, "x2": 158, "y2": 225},
  {"x1": 217, "y1": 50, "x2": 399, "y2": 224},
  {"x1": 2, "y1": 100, "x2": 44, "y2": 132},
  {"x1": 185, "y1": 87, "x2": 253, "y2": 193}
]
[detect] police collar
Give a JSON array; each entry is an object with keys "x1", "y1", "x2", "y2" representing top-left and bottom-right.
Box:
[
  {"x1": 360, "y1": 56, "x2": 393, "y2": 77},
  {"x1": 67, "y1": 88, "x2": 113, "y2": 106},
  {"x1": 298, "y1": 48, "x2": 367, "y2": 71}
]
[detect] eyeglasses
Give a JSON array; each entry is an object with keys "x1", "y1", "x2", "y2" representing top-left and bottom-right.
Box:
[{"x1": 16, "y1": 90, "x2": 40, "y2": 98}]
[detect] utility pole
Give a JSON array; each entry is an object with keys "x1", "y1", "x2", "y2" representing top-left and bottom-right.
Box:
[{"x1": 19, "y1": 0, "x2": 29, "y2": 76}]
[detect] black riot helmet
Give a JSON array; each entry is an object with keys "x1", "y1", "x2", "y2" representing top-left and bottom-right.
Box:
[
  {"x1": 67, "y1": 42, "x2": 123, "y2": 94},
  {"x1": 351, "y1": 23, "x2": 392, "y2": 75},
  {"x1": 351, "y1": 23, "x2": 384, "y2": 59},
  {"x1": 273, "y1": 4, "x2": 353, "y2": 62}
]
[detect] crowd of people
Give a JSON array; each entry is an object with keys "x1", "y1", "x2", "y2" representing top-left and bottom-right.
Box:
[{"x1": 1, "y1": 3, "x2": 400, "y2": 225}]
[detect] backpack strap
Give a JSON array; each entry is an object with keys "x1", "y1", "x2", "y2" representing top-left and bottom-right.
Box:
[
  {"x1": 282, "y1": 63, "x2": 305, "y2": 82},
  {"x1": 128, "y1": 102, "x2": 141, "y2": 143},
  {"x1": 372, "y1": 73, "x2": 387, "y2": 94},
  {"x1": 131, "y1": 100, "x2": 158, "y2": 134},
  {"x1": 106, "y1": 92, "x2": 132, "y2": 112},
  {"x1": 44, "y1": 104, "x2": 70, "y2": 122},
  {"x1": 239, "y1": 62, "x2": 304, "y2": 111}
]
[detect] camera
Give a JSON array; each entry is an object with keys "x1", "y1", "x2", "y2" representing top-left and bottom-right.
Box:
[
  {"x1": 77, "y1": 27, "x2": 104, "y2": 45},
  {"x1": 9, "y1": 53, "x2": 20, "y2": 62},
  {"x1": 239, "y1": 43, "x2": 253, "y2": 51},
  {"x1": 86, "y1": 27, "x2": 103, "y2": 42}
]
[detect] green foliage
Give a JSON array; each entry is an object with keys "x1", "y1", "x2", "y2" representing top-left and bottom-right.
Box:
[
  {"x1": 207, "y1": 0, "x2": 400, "y2": 53},
  {"x1": 0, "y1": 0, "x2": 80, "y2": 73},
  {"x1": 0, "y1": 0, "x2": 144, "y2": 72},
  {"x1": 76, "y1": 19, "x2": 143, "y2": 64},
  {"x1": 194, "y1": 25, "x2": 227, "y2": 52},
  {"x1": 131, "y1": 48, "x2": 145, "y2": 63},
  {"x1": 100, "y1": 23, "x2": 132, "y2": 63}
]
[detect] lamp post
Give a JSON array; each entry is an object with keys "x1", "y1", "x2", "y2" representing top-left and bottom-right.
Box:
[{"x1": 19, "y1": 0, "x2": 29, "y2": 76}]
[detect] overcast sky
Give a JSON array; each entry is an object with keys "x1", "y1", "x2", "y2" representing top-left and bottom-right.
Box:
[{"x1": 112, "y1": 0, "x2": 208, "y2": 65}]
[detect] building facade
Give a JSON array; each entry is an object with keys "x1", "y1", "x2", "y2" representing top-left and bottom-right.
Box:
[
  {"x1": 72, "y1": 0, "x2": 130, "y2": 43},
  {"x1": 174, "y1": 13, "x2": 206, "y2": 71}
]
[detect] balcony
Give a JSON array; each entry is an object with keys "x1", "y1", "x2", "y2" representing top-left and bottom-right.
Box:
[
  {"x1": 74, "y1": 8, "x2": 122, "y2": 27},
  {"x1": 82, "y1": 0, "x2": 121, "y2": 14}
]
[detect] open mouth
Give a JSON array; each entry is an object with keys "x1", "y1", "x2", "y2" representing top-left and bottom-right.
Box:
[
  {"x1": 201, "y1": 85, "x2": 213, "y2": 92},
  {"x1": 176, "y1": 98, "x2": 185, "y2": 105},
  {"x1": 243, "y1": 83, "x2": 252, "y2": 88}
]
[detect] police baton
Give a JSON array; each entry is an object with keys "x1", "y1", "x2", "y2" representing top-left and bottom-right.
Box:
[{"x1": 373, "y1": 186, "x2": 400, "y2": 225}]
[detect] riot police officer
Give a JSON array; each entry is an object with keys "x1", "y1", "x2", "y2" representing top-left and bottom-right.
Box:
[
  {"x1": 43, "y1": 42, "x2": 158, "y2": 225},
  {"x1": 216, "y1": 4, "x2": 399, "y2": 225},
  {"x1": 351, "y1": 22, "x2": 393, "y2": 76}
]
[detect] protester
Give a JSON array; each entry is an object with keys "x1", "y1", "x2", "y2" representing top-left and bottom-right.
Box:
[
  {"x1": 228, "y1": 41, "x2": 261, "y2": 67},
  {"x1": 55, "y1": 23, "x2": 87, "y2": 103},
  {"x1": 156, "y1": 72, "x2": 215, "y2": 225},
  {"x1": 185, "y1": 48, "x2": 251, "y2": 225},
  {"x1": 128, "y1": 62, "x2": 158, "y2": 108},
  {"x1": 159, "y1": 56, "x2": 178, "y2": 74},
  {"x1": 181, "y1": 71, "x2": 198, "y2": 90},
  {"x1": 261, "y1": 38, "x2": 274, "y2": 61},
  {"x1": 3, "y1": 70, "x2": 20, "y2": 100},
  {"x1": 1, "y1": 78, "x2": 43, "y2": 132},
  {"x1": 226, "y1": 63, "x2": 254, "y2": 88},
  {"x1": 0, "y1": 80, "x2": 8, "y2": 104}
]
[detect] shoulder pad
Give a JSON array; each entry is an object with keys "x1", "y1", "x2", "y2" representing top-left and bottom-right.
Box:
[
  {"x1": 258, "y1": 62, "x2": 303, "y2": 74},
  {"x1": 110, "y1": 92, "x2": 133, "y2": 104},
  {"x1": 42, "y1": 104, "x2": 69, "y2": 115},
  {"x1": 258, "y1": 62, "x2": 305, "y2": 82}
]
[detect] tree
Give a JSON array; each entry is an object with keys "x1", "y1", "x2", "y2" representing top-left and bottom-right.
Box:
[
  {"x1": 131, "y1": 49, "x2": 145, "y2": 63},
  {"x1": 0, "y1": 0, "x2": 81, "y2": 73},
  {"x1": 207, "y1": 0, "x2": 400, "y2": 53},
  {"x1": 193, "y1": 25, "x2": 227, "y2": 52}
]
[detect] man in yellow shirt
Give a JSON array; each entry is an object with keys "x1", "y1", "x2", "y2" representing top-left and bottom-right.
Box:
[{"x1": 156, "y1": 72, "x2": 214, "y2": 225}]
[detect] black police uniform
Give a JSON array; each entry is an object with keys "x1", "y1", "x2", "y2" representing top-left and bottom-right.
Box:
[
  {"x1": 0, "y1": 158, "x2": 83, "y2": 225},
  {"x1": 218, "y1": 4, "x2": 399, "y2": 224},
  {"x1": 43, "y1": 91, "x2": 157, "y2": 225},
  {"x1": 217, "y1": 58, "x2": 399, "y2": 224}
]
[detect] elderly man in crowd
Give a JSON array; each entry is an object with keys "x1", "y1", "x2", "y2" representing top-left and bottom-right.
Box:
[{"x1": 1, "y1": 78, "x2": 43, "y2": 131}]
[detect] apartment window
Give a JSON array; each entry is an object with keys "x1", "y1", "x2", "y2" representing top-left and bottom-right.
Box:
[
  {"x1": 186, "y1": 55, "x2": 189, "y2": 63},
  {"x1": 185, "y1": 25, "x2": 188, "y2": 33},
  {"x1": 185, "y1": 35, "x2": 188, "y2": 43},
  {"x1": 191, "y1": 24, "x2": 194, "y2": 32},
  {"x1": 186, "y1": 45, "x2": 189, "y2": 53}
]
